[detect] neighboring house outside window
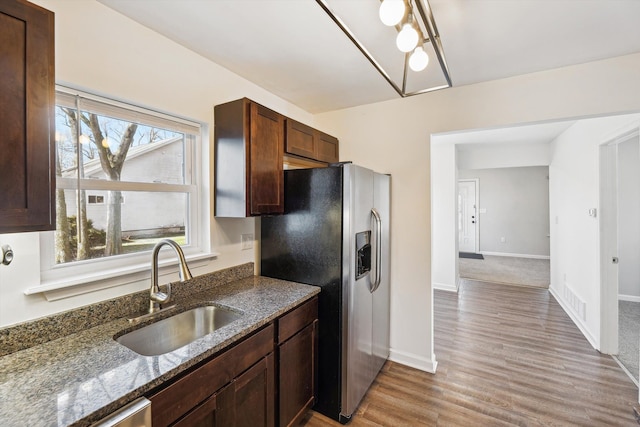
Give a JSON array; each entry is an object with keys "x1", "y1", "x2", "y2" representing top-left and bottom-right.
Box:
[
  {"x1": 38, "y1": 86, "x2": 205, "y2": 291},
  {"x1": 87, "y1": 195, "x2": 105, "y2": 205}
]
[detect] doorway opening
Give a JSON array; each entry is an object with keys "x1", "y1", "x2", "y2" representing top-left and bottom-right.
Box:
[
  {"x1": 431, "y1": 112, "x2": 640, "y2": 395},
  {"x1": 457, "y1": 166, "x2": 550, "y2": 289},
  {"x1": 599, "y1": 125, "x2": 640, "y2": 385}
]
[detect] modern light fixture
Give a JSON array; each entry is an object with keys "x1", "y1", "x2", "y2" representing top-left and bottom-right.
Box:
[
  {"x1": 409, "y1": 46, "x2": 429, "y2": 71},
  {"x1": 392, "y1": 8, "x2": 425, "y2": 66},
  {"x1": 396, "y1": 22, "x2": 419, "y2": 52},
  {"x1": 379, "y1": 0, "x2": 405, "y2": 26},
  {"x1": 316, "y1": 0, "x2": 452, "y2": 97}
]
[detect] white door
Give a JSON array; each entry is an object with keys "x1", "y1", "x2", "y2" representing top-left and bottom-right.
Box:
[
  {"x1": 458, "y1": 180, "x2": 478, "y2": 253},
  {"x1": 600, "y1": 129, "x2": 640, "y2": 398}
]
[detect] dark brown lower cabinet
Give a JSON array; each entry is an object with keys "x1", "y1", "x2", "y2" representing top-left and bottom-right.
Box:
[
  {"x1": 173, "y1": 354, "x2": 275, "y2": 427},
  {"x1": 277, "y1": 297, "x2": 319, "y2": 427},
  {"x1": 149, "y1": 325, "x2": 275, "y2": 427},
  {"x1": 219, "y1": 354, "x2": 275, "y2": 427},
  {"x1": 278, "y1": 320, "x2": 318, "y2": 427}
]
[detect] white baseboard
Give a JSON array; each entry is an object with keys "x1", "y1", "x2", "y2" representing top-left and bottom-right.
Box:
[
  {"x1": 389, "y1": 349, "x2": 438, "y2": 373},
  {"x1": 549, "y1": 286, "x2": 599, "y2": 350},
  {"x1": 480, "y1": 251, "x2": 550, "y2": 260},
  {"x1": 619, "y1": 294, "x2": 640, "y2": 302},
  {"x1": 433, "y1": 281, "x2": 458, "y2": 292}
]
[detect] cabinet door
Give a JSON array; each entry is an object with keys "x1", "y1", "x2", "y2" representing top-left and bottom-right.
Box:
[
  {"x1": 279, "y1": 320, "x2": 318, "y2": 427},
  {"x1": 217, "y1": 353, "x2": 276, "y2": 427},
  {"x1": 315, "y1": 131, "x2": 339, "y2": 164},
  {"x1": 249, "y1": 103, "x2": 284, "y2": 215},
  {"x1": 172, "y1": 393, "x2": 219, "y2": 427},
  {"x1": 285, "y1": 119, "x2": 315, "y2": 160},
  {"x1": 0, "y1": 0, "x2": 55, "y2": 233},
  {"x1": 150, "y1": 325, "x2": 275, "y2": 427}
]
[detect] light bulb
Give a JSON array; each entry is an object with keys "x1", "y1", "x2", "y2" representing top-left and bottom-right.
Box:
[
  {"x1": 409, "y1": 46, "x2": 429, "y2": 71},
  {"x1": 379, "y1": 0, "x2": 405, "y2": 26},
  {"x1": 396, "y1": 23, "x2": 418, "y2": 52}
]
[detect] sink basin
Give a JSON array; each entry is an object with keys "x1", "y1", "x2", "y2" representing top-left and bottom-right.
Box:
[{"x1": 116, "y1": 305, "x2": 243, "y2": 356}]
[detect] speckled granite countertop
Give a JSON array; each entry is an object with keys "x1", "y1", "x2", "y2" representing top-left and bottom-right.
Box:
[{"x1": 0, "y1": 272, "x2": 319, "y2": 427}]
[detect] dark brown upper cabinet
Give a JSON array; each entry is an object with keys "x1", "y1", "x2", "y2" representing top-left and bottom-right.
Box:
[
  {"x1": 214, "y1": 99, "x2": 339, "y2": 217},
  {"x1": 285, "y1": 119, "x2": 339, "y2": 164},
  {"x1": 315, "y1": 130, "x2": 339, "y2": 163},
  {"x1": 215, "y1": 98, "x2": 284, "y2": 217},
  {"x1": 0, "y1": 0, "x2": 55, "y2": 233}
]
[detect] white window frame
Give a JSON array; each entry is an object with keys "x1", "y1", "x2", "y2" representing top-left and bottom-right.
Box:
[
  {"x1": 31, "y1": 86, "x2": 216, "y2": 299},
  {"x1": 87, "y1": 194, "x2": 105, "y2": 205}
]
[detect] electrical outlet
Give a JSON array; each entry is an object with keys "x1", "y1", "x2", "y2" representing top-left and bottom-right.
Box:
[{"x1": 241, "y1": 234, "x2": 254, "y2": 250}]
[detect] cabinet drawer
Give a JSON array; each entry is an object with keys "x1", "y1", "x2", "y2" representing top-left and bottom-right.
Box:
[
  {"x1": 278, "y1": 297, "x2": 318, "y2": 344},
  {"x1": 150, "y1": 324, "x2": 275, "y2": 427}
]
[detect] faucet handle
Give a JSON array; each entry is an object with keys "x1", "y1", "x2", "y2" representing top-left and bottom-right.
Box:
[{"x1": 150, "y1": 283, "x2": 171, "y2": 303}]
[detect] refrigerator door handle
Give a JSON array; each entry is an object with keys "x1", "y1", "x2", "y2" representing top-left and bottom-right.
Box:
[{"x1": 371, "y1": 208, "x2": 382, "y2": 293}]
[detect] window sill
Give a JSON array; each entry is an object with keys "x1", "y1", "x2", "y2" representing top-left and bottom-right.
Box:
[{"x1": 25, "y1": 251, "x2": 220, "y2": 301}]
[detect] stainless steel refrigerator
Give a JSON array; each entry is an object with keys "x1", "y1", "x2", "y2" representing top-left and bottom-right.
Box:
[{"x1": 261, "y1": 163, "x2": 390, "y2": 423}]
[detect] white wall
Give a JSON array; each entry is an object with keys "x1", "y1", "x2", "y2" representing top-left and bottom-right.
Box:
[
  {"x1": 0, "y1": 0, "x2": 315, "y2": 328},
  {"x1": 431, "y1": 143, "x2": 458, "y2": 292},
  {"x1": 549, "y1": 114, "x2": 640, "y2": 348},
  {"x1": 617, "y1": 137, "x2": 640, "y2": 299},
  {"x1": 458, "y1": 166, "x2": 550, "y2": 257},
  {"x1": 316, "y1": 53, "x2": 640, "y2": 371}
]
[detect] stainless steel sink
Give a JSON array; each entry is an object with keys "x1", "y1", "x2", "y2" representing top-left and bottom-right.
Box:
[{"x1": 116, "y1": 305, "x2": 243, "y2": 356}]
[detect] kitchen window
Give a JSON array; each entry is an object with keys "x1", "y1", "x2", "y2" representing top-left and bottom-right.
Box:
[{"x1": 36, "y1": 86, "x2": 210, "y2": 297}]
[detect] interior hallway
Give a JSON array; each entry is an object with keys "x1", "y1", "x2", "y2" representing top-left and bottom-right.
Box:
[{"x1": 302, "y1": 279, "x2": 638, "y2": 426}]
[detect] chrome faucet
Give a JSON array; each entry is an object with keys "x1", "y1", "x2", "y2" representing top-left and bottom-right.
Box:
[{"x1": 149, "y1": 239, "x2": 193, "y2": 314}]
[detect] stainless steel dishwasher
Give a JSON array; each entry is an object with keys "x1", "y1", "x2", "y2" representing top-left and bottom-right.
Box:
[{"x1": 90, "y1": 397, "x2": 151, "y2": 427}]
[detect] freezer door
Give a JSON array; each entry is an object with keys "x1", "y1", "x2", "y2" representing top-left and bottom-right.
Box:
[
  {"x1": 371, "y1": 173, "x2": 391, "y2": 375},
  {"x1": 260, "y1": 167, "x2": 344, "y2": 419}
]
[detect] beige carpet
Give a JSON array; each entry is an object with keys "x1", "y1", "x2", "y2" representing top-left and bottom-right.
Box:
[
  {"x1": 459, "y1": 255, "x2": 550, "y2": 288},
  {"x1": 618, "y1": 300, "x2": 640, "y2": 383}
]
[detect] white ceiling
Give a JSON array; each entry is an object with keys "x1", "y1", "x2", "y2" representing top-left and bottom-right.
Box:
[
  {"x1": 441, "y1": 120, "x2": 576, "y2": 149},
  {"x1": 97, "y1": 0, "x2": 640, "y2": 114}
]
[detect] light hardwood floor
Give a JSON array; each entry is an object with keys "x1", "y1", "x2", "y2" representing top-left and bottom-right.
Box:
[{"x1": 301, "y1": 279, "x2": 639, "y2": 426}]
